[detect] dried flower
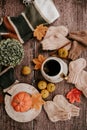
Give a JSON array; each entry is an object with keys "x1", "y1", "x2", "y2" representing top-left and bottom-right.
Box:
[
  {"x1": 33, "y1": 54, "x2": 46, "y2": 70},
  {"x1": 0, "y1": 38, "x2": 24, "y2": 67},
  {"x1": 66, "y1": 88, "x2": 82, "y2": 103},
  {"x1": 58, "y1": 48, "x2": 68, "y2": 58},
  {"x1": 22, "y1": 66, "x2": 31, "y2": 75},
  {"x1": 33, "y1": 24, "x2": 48, "y2": 40}
]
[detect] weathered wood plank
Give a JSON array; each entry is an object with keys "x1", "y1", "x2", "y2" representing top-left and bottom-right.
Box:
[
  {"x1": 0, "y1": 0, "x2": 33, "y2": 130},
  {"x1": 0, "y1": 0, "x2": 87, "y2": 130},
  {"x1": 33, "y1": 0, "x2": 87, "y2": 130},
  {"x1": 5, "y1": 0, "x2": 24, "y2": 16},
  {"x1": 15, "y1": 40, "x2": 35, "y2": 85}
]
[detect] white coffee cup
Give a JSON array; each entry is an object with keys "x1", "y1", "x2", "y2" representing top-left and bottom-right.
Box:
[{"x1": 41, "y1": 57, "x2": 68, "y2": 83}]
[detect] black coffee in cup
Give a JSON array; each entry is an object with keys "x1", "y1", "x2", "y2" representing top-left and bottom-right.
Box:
[{"x1": 43, "y1": 59, "x2": 61, "y2": 76}]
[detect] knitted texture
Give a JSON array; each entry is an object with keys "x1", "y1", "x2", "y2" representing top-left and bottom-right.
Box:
[
  {"x1": 0, "y1": 1, "x2": 59, "y2": 43},
  {"x1": 44, "y1": 95, "x2": 80, "y2": 122},
  {"x1": 41, "y1": 26, "x2": 71, "y2": 50},
  {"x1": 67, "y1": 58, "x2": 86, "y2": 84},
  {"x1": 2, "y1": 15, "x2": 33, "y2": 43},
  {"x1": 44, "y1": 26, "x2": 69, "y2": 38},
  {"x1": 44, "y1": 101, "x2": 71, "y2": 122},
  {"x1": 68, "y1": 41, "x2": 86, "y2": 60},
  {"x1": 69, "y1": 31, "x2": 87, "y2": 46},
  {"x1": 67, "y1": 58, "x2": 87, "y2": 97},
  {"x1": 53, "y1": 95, "x2": 80, "y2": 117},
  {"x1": 0, "y1": 6, "x2": 47, "y2": 43},
  {"x1": 75, "y1": 70, "x2": 87, "y2": 97}
]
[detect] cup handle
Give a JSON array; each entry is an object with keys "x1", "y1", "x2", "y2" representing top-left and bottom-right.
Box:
[{"x1": 60, "y1": 73, "x2": 68, "y2": 80}]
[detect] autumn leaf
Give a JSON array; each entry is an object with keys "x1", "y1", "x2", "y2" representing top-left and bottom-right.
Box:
[
  {"x1": 31, "y1": 93, "x2": 45, "y2": 110},
  {"x1": 66, "y1": 88, "x2": 82, "y2": 103},
  {"x1": 33, "y1": 54, "x2": 46, "y2": 70},
  {"x1": 33, "y1": 24, "x2": 48, "y2": 40}
]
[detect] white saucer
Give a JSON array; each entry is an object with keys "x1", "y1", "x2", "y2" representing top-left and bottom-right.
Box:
[
  {"x1": 5, "y1": 83, "x2": 42, "y2": 122},
  {"x1": 54, "y1": 59, "x2": 68, "y2": 83},
  {"x1": 41, "y1": 57, "x2": 68, "y2": 83}
]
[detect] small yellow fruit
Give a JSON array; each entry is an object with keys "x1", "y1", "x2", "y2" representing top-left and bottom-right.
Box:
[
  {"x1": 47, "y1": 83, "x2": 56, "y2": 92},
  {"x1": 22, "y1": 66, "x2": 31, "y2": 75},
  {"x1": 58, "y1": 48, "x2": 68, "y2": 58},
  {"x1": 41, "y1": 89, "x2": 49, "y2": 99},
  {"x1": 38, "y1": 81, "x2": 47, "y2": 90}
]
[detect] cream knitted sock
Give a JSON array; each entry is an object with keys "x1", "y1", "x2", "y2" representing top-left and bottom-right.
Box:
[
  {"x1": 53, "y1": 95, "x2": 80, "y2": 117},
  {"x1": 41, "y1": 33, "x2": 71, "y2": 50},
  {"x1": 67, "y1": 58, "x2": 87, "y2": 97},
  {"x1": 44, "y1": 101, "x2": 71, "y2": 122},
  {"x1": 41, "y1": 25, "x2": 71, "y2": 50},
  {"x1": 75, "y1": 70, "x2": 87, "y2": 97},
  {"x1": 44, "y1": 26, "x2": 69, "y2": 39},
  {"x1": 67, "y1": 58, "x2": 86, "y2": 84}
]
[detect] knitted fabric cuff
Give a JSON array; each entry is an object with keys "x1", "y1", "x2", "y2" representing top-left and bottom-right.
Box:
[
  {"x1": 44, "y1": 101, "x2": 71, "y2": 122},
  {"x1": 75, "y1": 70, "x2": 87, "y2": 97},
  {"x1": 67, "y1": 58, "x2": 86, "y2": 84},
  {"x1": 0, "y1": 6, "x2": 49, "y2": 43},
  {"x1": 69, "y1": 31, "x2": 87, "y2": 47},
  {"x1": 3, "y1": 15, "x2": 33, "y2": 44},
  {"x1": 0, "y1": 1, "x2": 59, "y2": 43},
  {"x1": 67, "y1": 72, "x2": 79, "y2": 84},
  {"x1": 53, "y1": 95, "x2": 80, "y2": 117}
]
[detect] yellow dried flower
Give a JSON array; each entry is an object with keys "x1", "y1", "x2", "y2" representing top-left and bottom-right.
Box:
[{"x1": 33, "y1": 54, "x2": 46, "y2": 70}]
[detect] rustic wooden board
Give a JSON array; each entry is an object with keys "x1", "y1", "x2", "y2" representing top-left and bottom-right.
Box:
[
  {"x1": 0, "y1": 0, "x2": 87, "y2": 130},
  {"x1": 0, "y1": 0, "x2": 33, "y2": 130},
  {"x1": 33, "y1": 1, "x2": 87, "y2": 130}
]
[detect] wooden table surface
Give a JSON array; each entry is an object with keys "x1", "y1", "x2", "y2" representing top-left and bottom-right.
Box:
[{"x1": 0, "y1": 0, "x2": 87, "y2": 130}]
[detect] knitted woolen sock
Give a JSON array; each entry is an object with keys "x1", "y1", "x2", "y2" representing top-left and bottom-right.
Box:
[
  {"x1": 69, "y1": 31, "x2": 87, "y2": 46},
  {"x1": 2, "y1": 17, "x2": 19, "y2": 40},
  {"x1": 44, "y1": 101, "x2": 71, "y2": 122},
  {"x1": 67, "y1": 58, "x2": 86, "y2": 84},
  {"x1": 1, "y1": 15, "x2": 33, "y2": 43},
  {"x1": 67, "y1": 58, "x2": 87, "y2": 97},
  {"x1": 53, "y1": 95, "x2": 80, "y2": 117},
  {"x1": 68, "y1": 41, "x2": 86, "y2": 60},
  {"x1": 0, "y1": 7, "x2": 49, "y2": 43},
  {"x1": 0, "y1": 1, "x2": 59, "y2": 43},
  {"x1": 41, "y1": 33, "x2": 71, "y2": 50},
  {"x1": 44, "y1": 26, "x2": 69, "y2": 39},
  {"x1": 41, "y1": 26, "x2": 71, "y2": 51},
  {"x1": 75, "y1": 70, "x2": 87, "y2": 97}
]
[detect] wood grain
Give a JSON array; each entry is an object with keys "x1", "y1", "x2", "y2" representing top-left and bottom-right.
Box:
[
  {"x1": 33, "y1": 1, "x2": 87, "y2": 130},
  {"x1": 0, "y1": 0, "x2": 87, "y2": 130}
]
